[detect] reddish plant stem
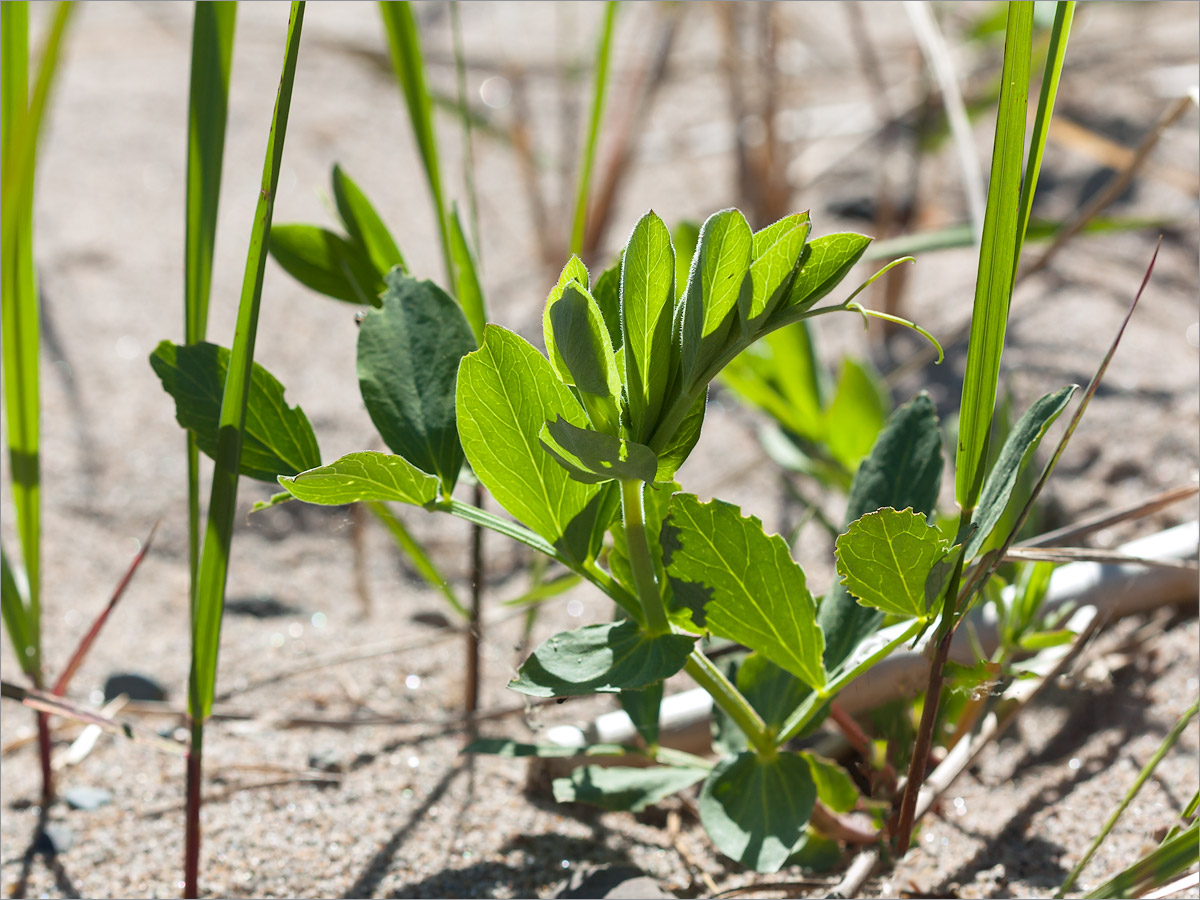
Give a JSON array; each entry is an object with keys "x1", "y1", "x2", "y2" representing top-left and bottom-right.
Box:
[
  {"x1": 464, "y1": 483, "x2": 485, "y2": 729},
  {"x1": 36, "y1": 710, "x2": 53, "y2": 806},
  {"x1": 892, "y1": 624, "x2": 955, "y2": 854},
  {"x1": 184, "y1": 723, "x2": 203, "y2": 898}
]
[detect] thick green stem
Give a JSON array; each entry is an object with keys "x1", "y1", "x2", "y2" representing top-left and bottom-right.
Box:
[
  {"x1": 685, "y1": 648, "x2": 774, "y2": 758},
  {"x1": 777, "y1": 617, "x2": 927, "y2": 745},
  {"x1": 619, "y1": 479, "x2": 670, "y2": 635}
]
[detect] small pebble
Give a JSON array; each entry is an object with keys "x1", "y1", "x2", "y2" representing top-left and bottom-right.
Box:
[
  {"x1": 63, "y1": 786, "x2": 113, "y2": 811},
  {"x1": 34, "y1": 824, "x2": 73, "y2": 855}
]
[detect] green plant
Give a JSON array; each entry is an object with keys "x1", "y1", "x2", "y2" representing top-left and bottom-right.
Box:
[
  {"x1": 151, "y1": 4, "x2": 305, "y2": 895},
  {"x1": 1, "y1": 0, "x2": 74, "y2": 808},
  {"x1": 151, "y1": 0, "x2": 1116, "y2": 877}
]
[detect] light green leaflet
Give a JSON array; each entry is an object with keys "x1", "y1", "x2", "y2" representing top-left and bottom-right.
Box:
[
  {"x1": 680, "y1": 209, "x2": 752, "y2": 382},
  {"x1": 331, "y1": 163, "x2": 406, "y2": 277},
  {"x1": 621, "y1": 210, "x2": 675, "y2": 441},
  {"x1": 779, "y1": 231, "x2": 872, "y2": 317},
  {"x1": 279, "y1": 451, "x2": 438, "y2": 507},
  {"x1": 542, "y1": 255, "x2": 591, "y2": 385},
  {"x1": 665, "y1": 494, "x2": 825, "y2": 689},
  {"x1": 835, "y1": 507, "x2": 948, "y2": 619},
  {"x1": 547, "y1": 284, "x2": 622, "y2": 433},
  {"x1": 456, "y1": 325, "x2": 599, "y2": 546},
  {"x1": 745, "y1": 213, "x2": 810, "y2": 322}
]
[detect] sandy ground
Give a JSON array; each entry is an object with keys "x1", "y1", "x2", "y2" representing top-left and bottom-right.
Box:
[{"x1": 1, "y1": 2, "x2": 1198, "y2": 898}]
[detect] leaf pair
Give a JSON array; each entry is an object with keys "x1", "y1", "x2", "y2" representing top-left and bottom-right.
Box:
[{"x1": 269, "y1": 165, "x2": 405, "y2": 307}]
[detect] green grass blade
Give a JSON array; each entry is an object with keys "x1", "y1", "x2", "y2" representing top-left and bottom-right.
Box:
[
  {"x1": 377, "y1": 1, "x2": 452, "y2": 287},
  {"x1": 367, "y1": 501, "x2": 467, "y2": 620},
  {"x1": 569, "y1": 1, "x2": 618, "y2": 256},
  {"x1": 1013, "y1": 2, "x2": 1074, "y2": 271},
  {"x1": 184, "y1": 1, "x2": 236, "y2": 613},
  {"x1": 954, "y1": 1, "x2": 1033, "y2": 512},
  {"x1": 1, "y1": 542, "x2": 35, "y2": 676},
  {"x1": 190, "y1": 1, "x2": 305, "y2": 723},
  {"x1": 1057, "y1": 699, "x2": 1199, "y2": 898},
  {"x1": 1, "y1": 0, "x2": 72, "y2": 680},
  {"x1": 449, "y1": 203, "x2": 486, "y2": 345}
]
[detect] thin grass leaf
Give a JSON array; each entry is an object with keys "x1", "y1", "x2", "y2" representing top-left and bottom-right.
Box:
[
  {"x1": 184, "y1": 0, "x2": 237, "y2": 613},
  {"x1": 1, "y1": 1, "x2": 73, "y2": 681},
  {"x1": 1056, "y1": 699, "x2": 1199, "y2": 898},
  {"x1": 378, "y1": 0, "x2": 452, "y2": 286},
  {"x1": 367, "y1": 501, "x2": 468, "y2": 620},
  {"x1": 569, "y1": 1, "x2": 618, "y2": 256},
  {"x1": 955, "y1": 1, "x2": 1034, "y2": 512},
  {"x1": 0, "y1": 543, "x2": 34, "y2": 677},
  {"x1": 0, "y1": 681, "x2": 188, "y2": 757},
  {"x1": 52, "y1": 523, "x2": 157, "y2": 696},
  {"x1": 449, "y1": 203, "x2": 486, "y2": 344},
  {"x1": 191, "y1": 1, "x2": 305, "y2": 724},
  {"x1": 1013, "y1": 1, "x2": 1074, "y2": 272}
]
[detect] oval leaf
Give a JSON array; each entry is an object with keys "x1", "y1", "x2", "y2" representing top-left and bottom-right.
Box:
[
  {"x1": 456, "y1": 325, "x2": 600, "y2": 546},
  {"x1": 801, "y1": 751, "x2": 858, "y2": 814},
  {"x1": 268, "y1": 223, "x2": 383, "y2": 305},
  {"x1": 539, "y1": 416, "x2": 657, "y2": 485},
  {"x1": 835, "y1": 507, "x2": 948, "y2": 619},
  {"x1": 331, "y1": 164, "x2": 406, "y2": 276},
  {"x1": 679, "y1": 209, "x2": 753, "y2": 383},
  {"x1": 664, "y1": 494, "x2": 825, "y2": 689},
  {"x1": 699, "y1": 750, "x2": 817, "y2": 873},
  {"x1": 150, "y1": 340, "x2": 321, "y2": 482},
  {"x1": 549, "y1": 284, "x2": 622, "y2": 432},
  {"x1": 509, "y1": 620, "x2": 696, "y2": 698},
  {"x1": 357, "y1": 272, "x2": 475, "y2": 494},
  {"x1": 621, "y1": 210, "x2": 676, "y2": 441},
  {"x1": 278, "y1": 451, "x2": 438, "y2": 507}
]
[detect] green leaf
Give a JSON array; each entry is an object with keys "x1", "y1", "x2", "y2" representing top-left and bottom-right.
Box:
[
  {"x1": 448, "y1": 203, "x2": 486, "y2": 345},
  {"x1": 823, "y1": 358, "x2": 889, "y2": 472},
  {"x1": 818, "y1": 393, "x2": 944, "y2": 668},
  {"x1": 539, "y1": 416, "x2": 657, "y2": 485},
  {"x1": 621, "y1": 210, "x2": 676, "y2": 441},
  {"x1": 377, "y1": 0, "x2": 453, "y2": 288},
  {"x1": 543, "y1": 255, "x2": 591, "y2": 382},
  {"x1": 654, "y1": 390, "x2": 706, "y2": 482},
  {"x1": 777, "y1": 232, "x2": 872, "y2": 318},
  {"x1": 801, "y1": 752, "x2": 858, "y2": 813},
  {"x1": 786, "y1": 828, "x2": 842, "y2": 872},
  {"x1": 547, "y1": 284, "x2": 622, "y2": 432},
  {"x1": 745, "y1": 212, "x2": 810, "y2": 322},
  {"x1": 591, "y1": 259, "x2": 623, "y2": 350},
  {"x1": 955, "y1": 2, "x2": 1034, "y2": 510},
  {"x1": 278, "y1": 451, "x2": 439, "y2": 507},
  {"x1": 664, "y1": 494, "x2": 825, "y2": 689},
  {"x1": 680, "y1": 209, "x2": 753, "y2": 383},
  {"x1": 456, "y1": 325, "x2": 600, "y2": 547},
  {"x1": 357, "y1": 272, "x2": 475, "y2": 494},
  {"x1": 736, "y1": 652, "x2": 808, "y2": 732},
  {"x1": 618, "y1": 683, "x2": 663, "y2": 747},
  {"x1": 965, "y1": 385, "x2": 1075, "y2": 559},
  {"x1": 268, "y1": 223, "x2": 384, "y2": 305},
  {"x1": 671, "y1": 220, "x2": 700, "y2": 303},
  {"x1": 150, "y1": 340, "x2": 321, "y2": 483},
  {"x1": 554, "y1": 764, "x2": 707, "y2": 813},
  {"x1": 699, "y1": 750, "x2": 817, "y2": 873},
  {"x1": 835, "y1": 507, "x2": 948, "y2": 619},
  {"x1": 508, "y1": 620, "x2": 695, "y2": 697},
  {"x1": 331, "y1": 163, "x2": 406, "y2": 277}
]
